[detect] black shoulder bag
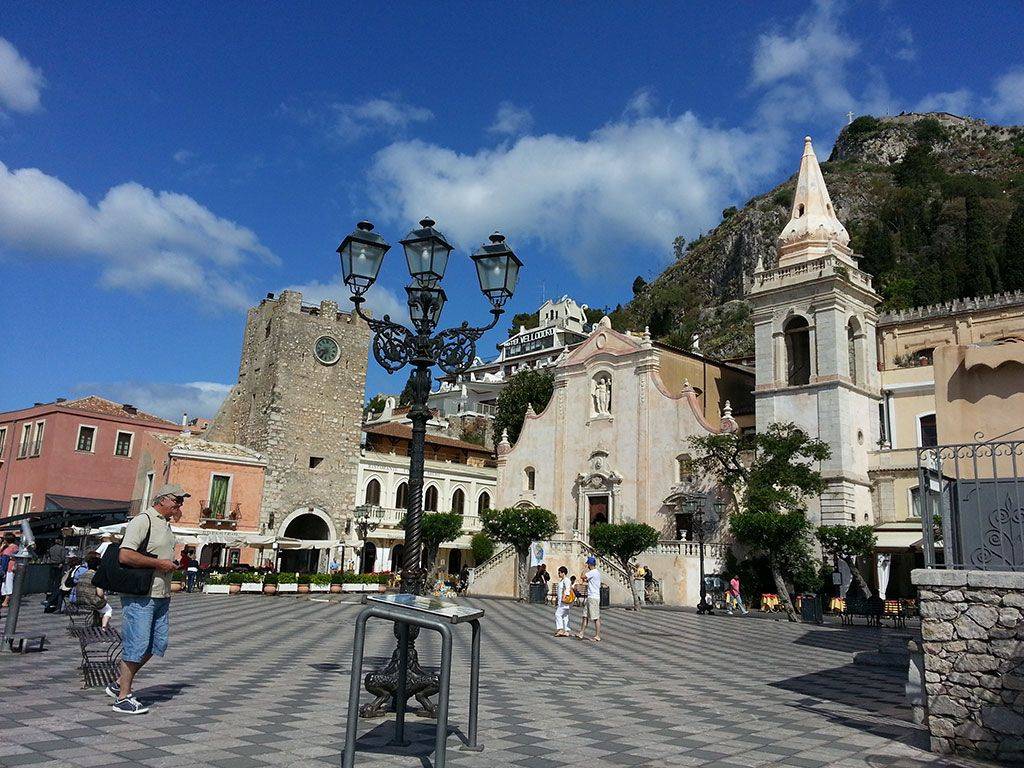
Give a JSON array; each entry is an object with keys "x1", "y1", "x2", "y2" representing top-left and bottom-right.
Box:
[{"x1": 94, "y1": 516, "x2": 155, "y2": 595}]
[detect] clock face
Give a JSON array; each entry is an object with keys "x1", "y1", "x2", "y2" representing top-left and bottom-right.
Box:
[{"x1": 314, "y1": 336, "x2": 341, "y2": 366}]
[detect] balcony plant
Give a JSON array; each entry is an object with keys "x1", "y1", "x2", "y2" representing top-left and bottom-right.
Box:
[
  {"x1": 310, "y1": 572, "x2": 331, "y2": 593},
  {"x1": 203, "y1": 572, "x2": 231, "y2": 595},
  {"x1": 296, "y1": 573, "x2": 311, "y2": 594},
  {"x1": 263, "y1": 572, "x2": 278, "y2": 595},
  {"x1": 276, "y1": 571, "x2": 298, "y2": 593}
]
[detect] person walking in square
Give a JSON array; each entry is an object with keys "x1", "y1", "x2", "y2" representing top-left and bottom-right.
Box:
[
  {"x1": 105, "y1": 484, "x2": 184, "y2": 715},
  {"x1": 1, "y1": 533, "x2": 19, "y2": 609},
  {"x1": 726, "y1": 574, "x2": 749, "y2": 615},
  {"x1": 576, "y1": 556, "x2": 602, "y2": 642},
  {"x1": 554, "y1": 566, "x2": 573, "y2": 637}
]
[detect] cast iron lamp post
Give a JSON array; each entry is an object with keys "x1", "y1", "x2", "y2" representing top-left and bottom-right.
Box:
[
  {"x1": 337, "y1": 218, "x2": 521, "y2": 718},
  {"x1": 685, "y1": 495, "x2": 723, "y2": 615}
]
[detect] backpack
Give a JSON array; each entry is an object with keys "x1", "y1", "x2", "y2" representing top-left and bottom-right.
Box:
[{"x1": 94, "y1": 516, "x2": 155, "y2": 596}]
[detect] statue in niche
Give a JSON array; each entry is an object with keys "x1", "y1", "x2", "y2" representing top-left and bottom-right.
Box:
[{"x1": 592, "y1": 374, "x2": 612, "y2": 415}]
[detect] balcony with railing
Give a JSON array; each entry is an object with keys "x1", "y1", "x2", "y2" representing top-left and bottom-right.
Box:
[
  {"x1": 354, "y1": 504, "x2": 484, "y2": 535},
  {"x1": 200, "y1": 501, "x2": 240, "y2": 528}
]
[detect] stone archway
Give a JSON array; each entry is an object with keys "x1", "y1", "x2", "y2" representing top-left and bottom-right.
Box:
[{"x1": 278, "y1": 507, "x2": 337, "y2": 573}]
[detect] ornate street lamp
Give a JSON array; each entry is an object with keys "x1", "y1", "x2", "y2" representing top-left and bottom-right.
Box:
[
  {"x1": 337, "y1": 217, "x2": 520, "y2": 718},
  {"x1": 685, "y1": 495, "x2": 722, "y2": 615},
  {"x1": 352, "y1": 505, "x2": 383, "y2": 542}
]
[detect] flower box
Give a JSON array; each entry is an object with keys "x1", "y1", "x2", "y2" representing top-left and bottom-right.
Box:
[
  {"x1": 204, "y1": 584, "x2": 231, "y2": 594},
  {"x1": 342, "y1": 584, "x2": 362, "y2": 593},
  {"x1": 240, "y1": 582, "x2": 262, "y2": 593},
  {"x1": 277, "y1": 583, "x2": 298, "y2": 593},
  {"x1": 310, "y1": 583, "x2": 330, "y2": 592}
]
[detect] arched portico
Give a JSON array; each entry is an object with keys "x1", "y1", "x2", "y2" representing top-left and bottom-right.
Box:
[{"x1": 277, "y1": 506, "x2": 338, "y2": 573}]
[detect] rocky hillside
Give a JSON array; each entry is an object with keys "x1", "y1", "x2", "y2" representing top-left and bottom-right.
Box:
[{"x1": 613, "y1": 113, "x2": 1024, "y2": 358}]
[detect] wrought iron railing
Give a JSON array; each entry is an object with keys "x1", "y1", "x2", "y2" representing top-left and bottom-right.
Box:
[
  {"x1": 917, "y1": 439, "x2": 1024, "y2": 571},
  {"x1": 200, "y1": 501, "x2": 240, "y2": 527}
]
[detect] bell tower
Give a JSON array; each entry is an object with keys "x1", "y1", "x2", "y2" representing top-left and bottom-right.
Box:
[{"x1": 749, "y1": 137, "x2": 881, "y2": 526}]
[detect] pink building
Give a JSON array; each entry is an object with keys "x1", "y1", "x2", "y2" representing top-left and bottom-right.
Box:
[{"x1": 0, "y1": 396, "x2": 181, "y2": 520}]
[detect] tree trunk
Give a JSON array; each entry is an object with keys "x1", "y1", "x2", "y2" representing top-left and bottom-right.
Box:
[
  {"x1": 622, "y1": 558, "x2": 642, "y2": 610},
  {"x1": 769, "y1": 558, "x2": 799, "y2": 622},
  {"x1": 515, "y1": 547, "x2": 529, "y2": 601},
  {"x1": 843, "y1": 555, "x2": 872, "y2": 599}
]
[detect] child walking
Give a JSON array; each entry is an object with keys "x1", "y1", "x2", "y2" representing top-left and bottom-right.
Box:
[{"x1": 554, "y1": 566, "x2": 573, "y2": 637}]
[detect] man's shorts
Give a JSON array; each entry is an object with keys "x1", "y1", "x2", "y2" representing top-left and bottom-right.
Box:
[
  {"x1": 585, "y1": 596, "x2": 600, "y2": 620},
  {"x1": 120, "y1": 595, "x2": 170, "y2": 662}
]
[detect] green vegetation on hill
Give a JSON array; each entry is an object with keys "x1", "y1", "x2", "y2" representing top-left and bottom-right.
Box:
[{"x1": 616, "y1": 113, "x2": 1024, "y2": 358}]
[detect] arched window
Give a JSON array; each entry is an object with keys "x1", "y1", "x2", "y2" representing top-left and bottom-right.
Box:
[
  {"x1": 477, "y1": 491, "x2": 491, "y2": 515},
  {"x1": 395, "y1": 482, "x2": 408, "y2": 509},
  {"x1": 784, "y1": 316, "x2": 811, "y2": 386},
  {"x1": 676, "y1": 454, "x2": 693, "y2": 483},
  {"x1": 424, "y1": 485, "x2": 438, "y2": 512},
  {"x1": 451, "y1": 488, "x2": 465, "y2": 514},
  {"x1": 524, "y1": 467, "x2": 536, "y2": 491},
  {"x1": 364, "y1": 478, "x2": 381, "y2": 506},
  {"x1": 847, "y1": 318, "x2": 860, "y2": 385},
  {"x1": 918, "y1": 413, "x2": 938, "y2": 448}
]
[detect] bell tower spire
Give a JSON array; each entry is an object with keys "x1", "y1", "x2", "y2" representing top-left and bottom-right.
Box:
[{"x1": 778, "y1": 136, "x2": 853, "y2": 266}]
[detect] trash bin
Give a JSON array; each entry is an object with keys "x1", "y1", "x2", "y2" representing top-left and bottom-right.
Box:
[
  {"x1": 599, "y1": 584, "x2": 610, "y2": 607},
  {"x1": 800, "y1": 592, "x2": 823, "y2": 624},
  {"x1": 529, "y1": 582, "x2": 547, "y2": 604}
]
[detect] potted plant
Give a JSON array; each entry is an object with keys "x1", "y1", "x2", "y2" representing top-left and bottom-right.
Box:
[
  {"x1": 311, "y1": 573, "x2": 331, "y2": 593},
  {"x1": 330, "y1": 573, "x2": 344, "y2": 593},
  {"x1": 240, "y1": 571, "x2": 263, "y2": 593},
  {"x1": 227, "y1": 572, "x2": 244, "y2": 594},
  {"x1": 276, "y1": 572, "x2": 298, "y2": 593},
  {"x1": 203, "y1": 573, "x2": 231, "y2": 595},
  {"x1": 341, "y1": 571, "x2": 361, "y2": 593},
  {"x1": 170, "y1": 570, "x2": 184, "y2": 593},
  {"x1": 263, "y1": 572, "x2": 278, "y2": 595},
  {"x1": 297, "y1": 573, "x2": 311, "y2": 594}
]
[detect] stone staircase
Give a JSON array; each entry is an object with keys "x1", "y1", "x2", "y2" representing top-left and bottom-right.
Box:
[{"x1": 467, "y1": 544, "x2": 515, "y2": 588}]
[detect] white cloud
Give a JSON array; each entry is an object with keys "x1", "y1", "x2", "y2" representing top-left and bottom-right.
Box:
[
  {"x1": 0, "y1": 38, "x2": 45, "y2": 114},
  {"x1": 893, "y1": 28, "x2": 916, "y2": 62},
  {"x1": 172, "y1": 149, "x2": 194, "y2": 164},
  {"x1": 624, "y1": 87, "x2": 655, "y2": 117},
  {"x1": 332, "y1": 97, "x2": 433, "y2": 142},
  {"x1": 916, "y1": 88, "x2": 973, "y2": 116},
  {"x1": 368, "y1": 115, "x2": 780, "y2": 271},
  {"x1": 283, "y1": 279, "x2": 407, "y2": 322},
  {"x1": 76, "y1": 381, "x2": 233, "y2": 422},
  {"x1": 0, "y1": 161, "x2": 275, "y2": 310},
  {"x1": 488, "y1": 102, "x2": 534, "y2": 135},
  {"x1": 985, "y1": 68, "x2": 1024, "y2": 121}
]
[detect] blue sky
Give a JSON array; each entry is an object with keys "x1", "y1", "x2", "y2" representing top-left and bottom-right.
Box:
[{"x1": 1, "y1": 2, "x2": 1022, "y2": 419}]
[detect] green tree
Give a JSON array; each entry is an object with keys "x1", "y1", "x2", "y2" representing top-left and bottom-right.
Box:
[
  {"x1": 631, "y1": 275, "x2": 648, "y2": 295},
  {"x1": 492, "y1": 368, "x2": 554, "y2": 446},
  {"x1": 400, "y1": 512, "x2": 464, "y2": 573},
  {"x1": 816, "y1": 525, "x2": 876, "y2": 598},
  {"x1": 589, "y1": 522, "x2": 661, "y2": 610},
  {"x1": 470, "y1": 532, "x2": 495, "y2": 565},
  {"x1": 689, "y1": 423, "x2": 831, "y2": 621},
  {"x1": 398, "y1": 373, "x2": 417, "y2": 406},
  {"x1": 963, "y1": 193, "x2": 1000, "y2": 296},
  {"x1": 507, "y1": 310, "x2": 540, "y2": 338},
  {"x1": 481, "y1": 507, "x2": 558, "y2": 599},
  {"x1": 364, "y1": 394, "x2": 387, "y2": 418},
  {"x1": 1000, "y1": 196, "x2": 1024, "y2": 291}
]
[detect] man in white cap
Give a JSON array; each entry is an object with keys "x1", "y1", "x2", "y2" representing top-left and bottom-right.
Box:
[
  {"x1": 106, "y1": 483, "x2": 186, "y2": 714},
  {"x1": 576, "y1": 555, "x2": 602, "y2": 642}
]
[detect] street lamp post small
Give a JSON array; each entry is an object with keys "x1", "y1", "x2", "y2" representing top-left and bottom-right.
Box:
[
  {"x1": 687, "y1": 495, "x2": 723, "y2": 615},
  {"x1": 337, "y1": 218, "x2": 521, "y2": 718}
]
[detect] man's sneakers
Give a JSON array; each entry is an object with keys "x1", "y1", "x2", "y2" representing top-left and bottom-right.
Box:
[
  {"x1": 112, "y1": 695, "x2": 149, "y2": 715},
  {"x1": 104, "y1": 682, "x2": 121, "y2": 699}
]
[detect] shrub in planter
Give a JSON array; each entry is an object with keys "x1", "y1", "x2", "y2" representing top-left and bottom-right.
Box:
[
  {"x1": 203, "y1": 573, "x2": 231, "y2": 594},
  {"x1": 263, "y1": 573, "x2": 278, "y2": 595},
  {"x1": 240, "y1": 571, "x2": 263, "y2": 592},
  {"x1": 329, "y1": 573, "x2": 344, "y2": 592},
  {"x1": 171, "y1": 570, "x2": 184, "y2": 593},
  {"x1": 296, "y1": 573, "x2": 311, "y2": 593},
  {"x1": 226, "y1": 572, "x2": 244, "y2": 594},
  {"x1": 276, "y1": 572, "x2": 298, "y2": 592},
  {"x1": 310, "y1": 572, "x2": 331, "y2": 592}
]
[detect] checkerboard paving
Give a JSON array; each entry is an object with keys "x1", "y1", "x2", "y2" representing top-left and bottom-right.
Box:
[{"x1": 0, "y1": 595, "x2": 994, "y2": 768}]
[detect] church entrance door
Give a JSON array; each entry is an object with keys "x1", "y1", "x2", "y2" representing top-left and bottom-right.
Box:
[{"x1": 589, "y1": 495, "x2": 609, "y2": 525}]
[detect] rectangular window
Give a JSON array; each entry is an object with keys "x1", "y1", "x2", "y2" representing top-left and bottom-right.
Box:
[
  {"x1": 143, "y1": 472, "x2": 155, "y2": 508},
  {"x1": 918, "y1": 414, "x2": 938, "y2": 448},
  {"x1": 21, "y1": 494, "x2": 32, "y2": 514},
  {"x1": 114, "y1": 430, "x2": 134, "y2": 457},
  {"x1": 31, "y1": 421, "x2": 45, "y2": 456},
  {"x1": 878, "y1": 403, "x2": 887, "y2": 446},
  {"x1": 19, "y1": 424, "x2": 31, "y2": 458},
  {"x1": 0, "y1": 426, "x2": 6, "y2": 456},
  {"x1": 8, "y1": 495, "x2": 19, "y2": 517},
  {"x1": 209, "y1": 474, "x2": 231, "y2": 517},
  {"x1": 77, "y1": 425, "x2": 96, "y2": 452},
  {"x1": 228, "y1": 549, "x2": 241, "y2": 566}
]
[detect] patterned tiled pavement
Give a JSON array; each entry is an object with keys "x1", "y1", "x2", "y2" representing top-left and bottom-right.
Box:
[{"x1": 0, "y1": 594, "x2": 992, "y2": 768}]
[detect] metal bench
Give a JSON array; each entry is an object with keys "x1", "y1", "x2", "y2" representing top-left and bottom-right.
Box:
[
  {"x1": 841, "y1": 595, "x2": 885, "y2": 627},
  {"x1": 68, "y1": 626, "x2": 122, "y2": 688}
]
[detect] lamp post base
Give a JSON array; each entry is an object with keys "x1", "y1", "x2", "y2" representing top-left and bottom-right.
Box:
[{"x1": 360, "y1": 622, "x2": 441, "y2": 720}]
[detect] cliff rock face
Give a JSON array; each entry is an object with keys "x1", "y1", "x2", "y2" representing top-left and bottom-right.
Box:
[{"x1": 617, "y1": 113, "x2": 1024, "y2": 359}]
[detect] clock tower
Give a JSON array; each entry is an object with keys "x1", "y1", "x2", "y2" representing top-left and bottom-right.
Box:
[{"x1": 210, "y1": 290, "x2": 371, "y2": 548}]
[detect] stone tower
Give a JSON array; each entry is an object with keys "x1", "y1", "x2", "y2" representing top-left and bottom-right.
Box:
[
  {"x1": 749, "y1": 137, "x2": 881, "y2": 526},
  {"x1": 210, "y1": 290, "x2": 370, "y2": 541}
]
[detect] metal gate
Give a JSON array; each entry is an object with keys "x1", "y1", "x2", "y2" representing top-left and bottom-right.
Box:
[{"x1": 917, "y1": 439, "x2": 1024, "y2": 571}]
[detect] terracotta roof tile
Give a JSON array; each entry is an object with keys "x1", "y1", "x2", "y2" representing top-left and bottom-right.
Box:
[
  {"x1": 60, "y1": 396, "x2": 180, "y2": 427},
  {"x1": 363, "y1": 422, "x2": 491, "y2": 454}
]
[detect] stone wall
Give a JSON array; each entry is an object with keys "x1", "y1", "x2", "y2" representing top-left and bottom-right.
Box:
[{"x1": 912, "y1": 568, "x2": 1024, "y2": 763}]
